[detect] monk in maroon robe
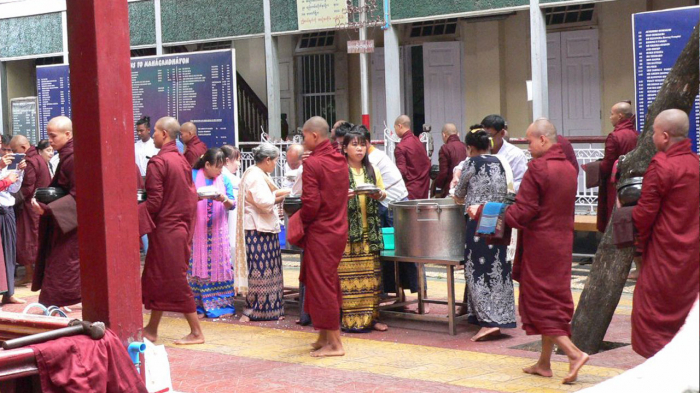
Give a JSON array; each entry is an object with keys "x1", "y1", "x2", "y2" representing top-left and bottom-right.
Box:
[
  {"x1": 556, "y1": 134, "x2": 579, "y2": 176},
  {"x1": 140, "y1": 116, "x2": 204, "y2": 345},
  {"x1": 598, "y1": 102, "x2": 638, "y2": 233},
  {"x1": 30, "y1": 116, "x2": 81, "y2": 308},
  {"x1": 11, "y1": 136, "x2": 52, "y2": 286},
  {"x1": 474, "y1": 119, "x2": 588, "y2": 384},
  {"x1": 394, "y1": 115, "x2": 431, "y2": 200},
  {"x1": 631, "y1": 109, "x2": 699, "y2": 358},
  {"x1": 181, "y1": 122, "x2": 208, "y2": 167},
  {"x1": 432, "y1": 123, "x2": 467, "y2": 196},
  {"x1": 299, "y1": 116, "x2": 349, "y2": 357}
]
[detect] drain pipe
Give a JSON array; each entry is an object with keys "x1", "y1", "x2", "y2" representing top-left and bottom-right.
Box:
[{"x1": 382, "y1": 0, "x2": 390, "y2": 30}]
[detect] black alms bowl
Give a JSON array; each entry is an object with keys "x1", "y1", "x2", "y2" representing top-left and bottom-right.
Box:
[
  {"x1": 617, "y1": 177, "x2": 643, "y2": 207},
  {"x1": 34, "y1": 187, "x2": 68, "y2": 204}
]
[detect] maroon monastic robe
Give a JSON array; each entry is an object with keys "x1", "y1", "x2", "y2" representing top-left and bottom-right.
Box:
[
  {"x1": 394, "y1": 132, "x2": 431, "y2": 200},
  {"x1": 556, "y1": 135, "x2": 579, "y2": 176},
  {"x1": 597, "y1": 117, "x2": 638, "y2": 232},
  {"x1": 183, "y1": 135, "x2": 208, "y2": 168},
  {"x1": 433, "y1": 134, "x2": 467, "y2": 195},
  {"x1": 631, "y1": 139, "x2": 699, "y2": 358},
  {"x1": 299, "y1": 139, "x2": 349, "y2": 331},
  {"x1": 505, "y1": 144, "x2": 577, "y2": 336},
  {"x1": 139, "y1": 141, "x2": 198, "y2": 313},
  {"x1": 16, "y1": 146, "x2": 52, "y2": 268},
  {"x1": 0, "y1": 180, "x2": 8, "y2": 294},
  {"x1": 32, "y1": 139, "x2": 80, "y2": 307}
]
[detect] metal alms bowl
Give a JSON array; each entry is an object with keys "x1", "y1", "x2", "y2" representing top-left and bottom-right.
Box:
[
  {"x1": 354, "y1": 184, "x2": 380, "y2": 195},
  {"x1": 617, "y1": 177, "x2": 644, "y2": 207},
  {"x1": 283, "y1": 196, "x2": 302, "y2": 216},
  {"x1": 34, "y1": 187, "x2": 68, "y2": 204}
]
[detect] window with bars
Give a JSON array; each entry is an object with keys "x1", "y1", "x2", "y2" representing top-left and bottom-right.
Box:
[
  {"x1": 35, "y1": 56, "x2": 64, "y2": 66},
  {"x1": 300, "y1": 53, "x2": 336, "y2": 126},
  {"x1": 545, "y1": 4, "x2": 595, "y2": 26},
  {"x1": 409, "y1": 18, "x2": 458, "y2": 38},
  {"x1": 298, "y1": 31, "x2": 336, "y2": 50}
]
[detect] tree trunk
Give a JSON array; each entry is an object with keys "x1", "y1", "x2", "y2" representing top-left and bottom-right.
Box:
[{"x1": 571, "y1": 23, "x2": 699, "y2": 354}]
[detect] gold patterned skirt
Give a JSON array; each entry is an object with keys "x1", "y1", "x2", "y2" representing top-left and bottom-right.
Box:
[{"x1": 339, "y1": 235, "x2": 382, "y2": 332}]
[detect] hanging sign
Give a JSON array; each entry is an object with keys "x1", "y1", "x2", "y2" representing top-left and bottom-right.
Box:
[
  {"x1": 347, "y1": 40, "x2": 375, "y2": 54},
  {"x1": 297, "y1": 0, "x2": 347, "y2": 31}
]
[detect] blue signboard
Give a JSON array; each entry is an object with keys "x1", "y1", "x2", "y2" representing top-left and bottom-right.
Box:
[
  {"x1": 36, "y1": 65, "x2": 72, "y2": 139},
  {"x1": 35, "y1": 50, "x2": 238, "y2": 147},
  {"x1": 633, "y1": 6, "x2": 699, "y2": 153}
]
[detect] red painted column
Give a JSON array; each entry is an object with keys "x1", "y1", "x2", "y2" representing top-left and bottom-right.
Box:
[{"x1": 65, "y1": 0, "x2": 143, "y2": 343}]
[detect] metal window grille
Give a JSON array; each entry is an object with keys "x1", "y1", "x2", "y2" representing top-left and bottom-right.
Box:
[
  {"x1": 409, "y1": 18, "x2": 458, "y2": 38},
  {"x1": 130, "y1": 48, "x2": 157, "y2": 57},
  {"x1": 300, "y1": 53, "x2": 336, "y2": 126},
  {"x1": 298, "y1": 32, "x2": 336, "y2": 50},
  {"x1": 545, "y1": 4, "x2": 595, "y2": 26}
]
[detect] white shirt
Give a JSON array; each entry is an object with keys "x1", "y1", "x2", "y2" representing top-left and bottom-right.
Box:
[
  {"x1": 282, "y1": 162, "x2": 302, "y2": 190},
  {"x1": 454, "y1": 140, "x2": 528, "y2": 193},
  {"x1": 49, "y1": 153, "x2": 60, "y2": 178},
  {"x1": 368, "y1": 147, "x2": 408, "y2": 207},
  {"x1": 0, "y1": 168, "x2": 23, "y2": 207},
  {"x1": 135, "y1": 138, "x2": 160, "y2": 177}
]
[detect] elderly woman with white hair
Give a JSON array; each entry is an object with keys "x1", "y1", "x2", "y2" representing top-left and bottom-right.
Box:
[{"x1": 235, "y1": 143, "x2": 291, "y2": 322}]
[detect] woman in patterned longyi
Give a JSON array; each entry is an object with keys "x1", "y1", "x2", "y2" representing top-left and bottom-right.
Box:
[
  {"x1": 188, "y1": 148, "x2": 237, "y2": 319},
  {"x1": 235, "y1": 143, "x2": 290, "y2": 322},
  {"x1": 339, "y1": 128, "x2": 388, "y2": 333},
  {"x1": 453, "y1": 127, "x2": 516, "y2": 342}
]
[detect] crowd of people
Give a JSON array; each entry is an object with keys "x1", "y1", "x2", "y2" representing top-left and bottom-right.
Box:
[{"x1": 0, "y1": 102, "x2": 696, "y2": 383}]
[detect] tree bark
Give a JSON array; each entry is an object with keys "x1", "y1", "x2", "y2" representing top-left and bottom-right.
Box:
[{"x1": 571, "y1": 23, "x2": 699, "y2": 354}]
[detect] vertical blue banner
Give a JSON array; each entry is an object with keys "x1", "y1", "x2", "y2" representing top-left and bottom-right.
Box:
[
  {"x1": 35, "y1": 49, "x2": 238, "y2": 148},
  {"x1": 633, "y1": 6, "x2": 700, "y2": 153},
  {"x1": 36, "y1": 65, "x2": 72, "y2": 140}
]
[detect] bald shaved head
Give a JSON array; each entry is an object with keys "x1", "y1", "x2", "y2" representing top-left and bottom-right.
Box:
[
  {"x1": 46, "y1": 116, "x2": 73, "y2": 151},
  {"x1": 394, "y1": 115, "x2": 412, "y2": 137},
  {"x1": 531, "y1": 118, "x2": 558, "y2": 143},
  {"x1": 286, "y1": 143, "x2": 305, "y2": 169},
  {"x1": 655, "y1": 109, "x2": 689, "y2": 138},
  {"x1": 302, "y1": 116, "x2": 330, "y2": 151},
  {"x1": 153, "y1": 116, "x2": 180, "y2": 149},
  {"x1": 179, "y1": 121, "x2": 197, "y2": 144},
  {"x1": 442, "y1": 123, "x2": 458, "y2": 135},
  {"x1": 10, "y1": 135, "x2": 30, "y2": 154},
  {"x1": 612, "y1": 102, "x2": 634, "y2": 119},
  {"x1": 653, "y1": 109, "x2": 690, "y2": 152},
  {"x1": 525, "y1": 118, "x2": 557, "y2": 158},
  {"x1": 47, "y1": 116, "x2": 73, "y2": 134},
  {"x1": 304, "y1": 116, "x2": 329, "y2": 138}
]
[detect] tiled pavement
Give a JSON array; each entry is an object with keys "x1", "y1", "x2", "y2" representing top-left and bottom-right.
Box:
[{"x1": 2, "y1": 264, "x2": 644, "y2": 393}]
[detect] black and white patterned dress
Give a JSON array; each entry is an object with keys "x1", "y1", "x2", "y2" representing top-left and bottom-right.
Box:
[{"x1": 454, "y1": 155, "x2": 516, "y2": 328}]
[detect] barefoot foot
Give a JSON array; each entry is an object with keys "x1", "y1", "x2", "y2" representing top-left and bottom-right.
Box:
[
  {"x1": 174, "y1": 333, "x2": 205, "y2": 345},
  {"x1": 627, "y1": 270, "x2": 639, "y2": 280},
  {"x1": 310, "y1": 340, "x2": 325, "y2": 350},
  {"x1": 143, "y1": 330, "x2": 157, "y2": 343},
  {"x1": 471, "y1": 327, "x2": 501, "y2": 342},
  {"x1": 523, "y1": 363, "x2": 553, "y2": 378},
  {"x1": 310, "y1": 345, "x2": 345, "y2": 357},
  {"x1": 562, "y1": 352, "x2": 589, "y2": 384},
  {"x1": 373, "y1": 322, "x2": 389, "y2": 332},
  {"x1": 1, "y1": 296, "x2": 26, "y2": 305},
  {"x1": 240, "y1": 315, "x2": 250, "y2": 323}
]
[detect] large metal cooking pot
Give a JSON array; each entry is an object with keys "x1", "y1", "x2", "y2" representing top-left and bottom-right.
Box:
[{"x1": 391, "y1": 199, "x2": 466, "y2": 260}]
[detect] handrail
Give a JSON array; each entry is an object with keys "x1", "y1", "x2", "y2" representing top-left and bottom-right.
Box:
[{"x1": 237, "y1": 72, "x2": 269, "y2": 142}]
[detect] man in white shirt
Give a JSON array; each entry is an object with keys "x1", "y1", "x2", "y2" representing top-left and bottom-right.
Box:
[
  {"x1": 452, "y1": 115, "x2": 528, "y2": 193},
  {"x1": 0, "y1": 136, "x2": 24, "y2": 304},
  {"x1": 134, "y1": 116, "x2": 160, "y2": 179},
  {"x1": 134, "y1": 116, "x2": 159, "y2": 255},
  {"x1": 283, "y1": 144, "x2": 304, "y2": 191}
]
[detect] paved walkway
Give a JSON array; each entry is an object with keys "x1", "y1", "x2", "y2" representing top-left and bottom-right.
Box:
[{"x1": 1, "y1": 264, "x2": 644, "y2": 393}]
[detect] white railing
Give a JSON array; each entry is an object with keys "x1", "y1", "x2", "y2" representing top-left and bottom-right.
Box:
[
  {"x1": 238, "y1": 132, "x2": 303, "y2": 187},
  {"x1": 512, "y1": 137, "x2": 606, "y2": 214}
]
